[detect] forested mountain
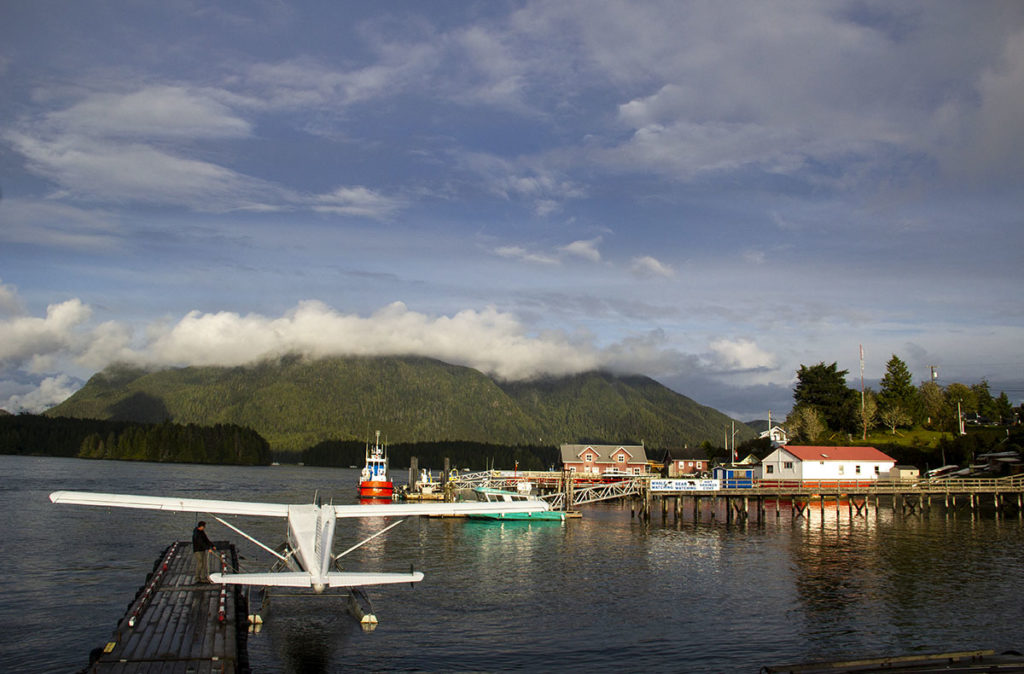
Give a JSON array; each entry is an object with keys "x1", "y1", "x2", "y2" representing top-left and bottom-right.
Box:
[{"x1": 46, "y1": 355, "x2": 754, "y2": 452}]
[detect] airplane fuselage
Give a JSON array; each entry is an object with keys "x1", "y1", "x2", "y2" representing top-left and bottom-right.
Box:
[{"x1": 285, "y1": 504, "x2": 337, "y2": 592}]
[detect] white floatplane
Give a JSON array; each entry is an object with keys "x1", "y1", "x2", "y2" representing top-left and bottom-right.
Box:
[{"x1": 49, "y1": 490, "x2": 549, "y2": 593}]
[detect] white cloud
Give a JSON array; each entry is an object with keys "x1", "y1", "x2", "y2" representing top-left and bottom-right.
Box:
[
  {"x1": 2, "y1": 374, "x2": 81, "y2": 414},
  {"x1": 5, "y1": 130, "x2": 277, "y2": 210},
  {"x1": 630, "y1": 255, "x2": 674, "y2": 278},
  {"x1": 494, "y1": 246, "x2": 559, "y2": 265},
  {"x1": 0, "y1": 299, "x2": 92, "y2": 367},
  {"x1": 142, "y1": 301, "x2": 602, "y2": 380},
  {"x1": 311, "y1": 186, "x2": 405, "y2": 219},
  {"x1": 708, "y1": 337, "x2": 777, "y2": 373},
  {"x1": 561, "y1": 238, "x2": 602, "y2": 262},
  {"x1": 46, "y1": 86, "x2": 252, "y2": 140}
]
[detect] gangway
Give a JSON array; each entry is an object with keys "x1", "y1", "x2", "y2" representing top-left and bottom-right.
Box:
[
  {"x1": 448, "y1": 471, "x2": 648, "y2": 511},
  {"x1": 542, "y1": 477, "x2": 645, "y2": 511}
]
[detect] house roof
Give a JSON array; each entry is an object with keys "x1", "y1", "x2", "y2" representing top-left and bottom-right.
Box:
[
  {"x1": 783, "y1": 446, "x2": 896, "y2": 462},
  {"x1": 560, "y1": 444, "x2": 648, "y2": 464},
  {"x1": 659, "y1": 448, "x2": 709, "y2": 461}
]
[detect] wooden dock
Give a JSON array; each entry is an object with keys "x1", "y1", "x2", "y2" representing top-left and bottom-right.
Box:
[
  {"x1": 642, "y1": 476, "x2": 1024, "y2": 523},
  {"x1": 81, "y1": 540, "x2": 248, "y2": 673}
]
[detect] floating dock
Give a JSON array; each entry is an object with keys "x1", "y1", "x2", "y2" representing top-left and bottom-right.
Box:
[{"x1": 81, "y1": 540, "x2": 248, "y2": 673}]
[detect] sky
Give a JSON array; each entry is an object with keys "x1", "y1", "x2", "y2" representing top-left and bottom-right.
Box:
[{"x1": 2, "y1": 1, "x2": 1023, "y2": 421}]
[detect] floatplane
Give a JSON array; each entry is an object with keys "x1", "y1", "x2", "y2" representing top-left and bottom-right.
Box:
[{"x1": 49, "y1": 490, "x2": 549, "y2": 594}]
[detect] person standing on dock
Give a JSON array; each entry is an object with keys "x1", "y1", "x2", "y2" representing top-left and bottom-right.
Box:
[{"x1": 192, "y1": 521, "x2": 216, "y2": 584}]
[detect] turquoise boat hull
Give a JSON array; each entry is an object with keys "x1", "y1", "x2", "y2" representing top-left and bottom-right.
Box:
[{"x1": 467, "y1": 510, "x2": 566, "y2": 521}]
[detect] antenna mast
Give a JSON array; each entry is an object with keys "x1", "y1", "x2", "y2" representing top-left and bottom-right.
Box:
[{"x1": 860, "y1": 345, "x2": 866, "y2": 441}]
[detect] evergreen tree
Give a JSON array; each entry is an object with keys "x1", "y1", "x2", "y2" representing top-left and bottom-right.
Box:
[
  {"x1": 793, "y1": 362, "x2": 859, "y2": 432},
  {"x1": 971, "y1": 380, "x2": 997, "y2": 421},
  {"x1": 877, "y1": 355, "x2": 919, "y2": 427}
]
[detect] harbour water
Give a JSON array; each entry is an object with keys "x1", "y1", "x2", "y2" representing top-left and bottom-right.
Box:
[{"x1": 3, "y1": 454, "x2": 1023, "y2": 673}]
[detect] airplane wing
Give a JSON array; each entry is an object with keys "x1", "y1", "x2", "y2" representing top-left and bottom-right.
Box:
[
  {"x1": 332, "y1": 501, "x2": 550, "y2": 518},
  {"x1": 50, "y1": 491, "x2": 552, "y2": 519},
  {"x1": 49, "y1": 491, "x2": 291, "y2": 517}
]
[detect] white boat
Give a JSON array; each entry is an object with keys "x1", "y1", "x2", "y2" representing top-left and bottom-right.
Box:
[{"x1": 468, "y1": 487, "x2": 565, "y2": 521}]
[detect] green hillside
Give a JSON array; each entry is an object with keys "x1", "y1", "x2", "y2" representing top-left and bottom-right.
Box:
[{"x1": 46, "y1": 355, "x2": 754, "y2": 452}]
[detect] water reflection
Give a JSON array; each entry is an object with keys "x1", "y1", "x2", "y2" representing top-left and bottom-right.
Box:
[{"x1": 7, "y1": 455, "x2": 1024, "y2": 673}]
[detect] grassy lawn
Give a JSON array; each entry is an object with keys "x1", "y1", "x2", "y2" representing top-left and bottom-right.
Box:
[{"x1": 861, "y1": 427, "x2": 949, "y2": 448}]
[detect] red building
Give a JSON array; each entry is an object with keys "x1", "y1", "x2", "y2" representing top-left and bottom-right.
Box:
[{"x1": 560, "y1": 444, "x2": 649, "y2": 476}]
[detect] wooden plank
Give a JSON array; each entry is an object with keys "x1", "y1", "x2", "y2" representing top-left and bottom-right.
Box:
[{"x1": 83, "y1": 542, "x2": 243, "y2": 673}]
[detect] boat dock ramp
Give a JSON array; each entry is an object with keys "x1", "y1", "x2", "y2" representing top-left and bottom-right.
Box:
[{"x1": 79, "y1": 540, "x2": 248, "y2": 673}]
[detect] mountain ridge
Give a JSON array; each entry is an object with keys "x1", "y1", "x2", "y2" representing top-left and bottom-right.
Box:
[{"x1": 46, "y1": 355, "x2": 756, "y2": 452}]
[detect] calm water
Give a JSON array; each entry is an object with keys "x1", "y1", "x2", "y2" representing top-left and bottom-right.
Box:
[{"x1": 2, "y1": 455, "x2": 1023, "y2": 673}]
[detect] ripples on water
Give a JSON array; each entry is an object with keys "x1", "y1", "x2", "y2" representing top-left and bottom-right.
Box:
[{"x1": 2, "y1": 455, "x2": 1023, "y2": 673}]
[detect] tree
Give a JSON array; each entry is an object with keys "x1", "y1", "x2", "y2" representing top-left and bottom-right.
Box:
[
  {"x1": 879, "y1": 404, "x2": 912, "y2": 435},
  {"x1": 878, "y1": 355, "x2": 920, "y2": 423},
  {"x1": 785, "y1": 405, "x2": 826, "y2": 443},
  {"x1": 995, "y1": 392, "x2": 1014, "y2": 424},
  {"x1": 972, "y1": 380, "x2": 997, "y2": 421},
  {"x1": 793, "y1": 362, "x2": 859, "y2": 432},
  {"x1": 919, "y1": 381, "x2": 944, "y2": 428},
  {"x1": 943, "y1": 382, "x2": 976, "y2": 432},
  {"x1": 862, "y1": 388, "x2": 879, "y2": 433}
]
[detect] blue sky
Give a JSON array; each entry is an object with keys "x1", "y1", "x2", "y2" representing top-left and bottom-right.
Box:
[{"x1": 2, "y1": 1, "x2": 1023, "y2": 420}]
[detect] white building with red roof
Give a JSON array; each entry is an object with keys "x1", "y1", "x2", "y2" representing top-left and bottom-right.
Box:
[{"x1": 758, "y1": 445, "x2": 896, "y2": 485}]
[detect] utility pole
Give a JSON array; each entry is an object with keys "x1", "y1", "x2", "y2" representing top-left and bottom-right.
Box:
[{"x1": 860, "y1": 345, "x2": 867, "y2": 441}]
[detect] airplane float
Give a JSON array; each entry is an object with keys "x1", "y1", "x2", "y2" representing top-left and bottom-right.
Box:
[{"x1": 49, "y1": 490, "x2": 550, "y2": 593}]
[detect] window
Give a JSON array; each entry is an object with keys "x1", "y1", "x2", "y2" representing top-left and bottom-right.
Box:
[
  {"x1": 585, "y1": 453, "x2": 593, "y2": 462},
  {"x1": 766, "y1": 465, "x2": 775, "y2": 474},
  {"x1": 616, "y1": 454, "x2": 625, "y2": 463},
  {"x1": 633, "y1": 467, "x2": 641, "y2": 474},
  {"x1": 784, "y1": 461, "x2": 793, "y2": 469},
  {"x1": 839, "y1": 465, "x2": 845, "y2": 475},
  {"x1": 855, "y1": 465, "x2": 861, "y2": 474},
  {"x1": 874, "y1": 466, "x2": 880, "y2": 474}
]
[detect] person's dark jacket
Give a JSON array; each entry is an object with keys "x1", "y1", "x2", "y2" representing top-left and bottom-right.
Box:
[{"x1": 192, "y1": 526, "x2": 214, "y2": 553}]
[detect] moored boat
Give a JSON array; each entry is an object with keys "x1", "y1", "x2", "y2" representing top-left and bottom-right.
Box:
[
  {"x1": 467, "y1": 487, "x2": 565, "y2": 521},
  {"x1": 358, "y1": 430, "x2": 393, "y2": 500}
]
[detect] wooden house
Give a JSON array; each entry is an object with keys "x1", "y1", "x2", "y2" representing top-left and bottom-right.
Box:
[
  {"x1": 656, "y1": 448, "x2": 711, "y2": 477},
  {"x1": 757, "y1": 445, "x2": 896, "y2": 485},
  {"x1": 560, "y1": 444, "x2": 649, "y2": 476}
]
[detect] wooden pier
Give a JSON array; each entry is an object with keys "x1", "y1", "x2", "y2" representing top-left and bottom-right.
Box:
[
  {"x1": 81, "y1": 540, "x2": 248, "y2": 673},
  {"x1": 639, "y1": 476, "x2": 1024, "y2": 523}
]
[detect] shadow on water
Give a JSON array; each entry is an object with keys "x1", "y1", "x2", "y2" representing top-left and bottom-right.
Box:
[{"x1": 249, "y1": 595, "x2": 359, "y2": 673}]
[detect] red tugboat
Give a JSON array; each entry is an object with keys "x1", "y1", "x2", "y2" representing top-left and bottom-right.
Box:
[{"x1": 358, "y1": 430, "x2": 394, "y2": 500}]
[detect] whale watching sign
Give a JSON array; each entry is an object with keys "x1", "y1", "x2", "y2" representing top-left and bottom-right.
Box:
[{"x1": 651, "y1": 479, "x2": 721, "y2": 492}]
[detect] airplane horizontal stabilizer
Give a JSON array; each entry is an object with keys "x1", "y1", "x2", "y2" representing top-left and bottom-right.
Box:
[
  {"x1": 209, "y1": 572, "x2": 312, "y2": 587},
  {"x1": 49, "y1": 491, "x2": 291, "y2": 517},
  {"x1": 328, "y1": 571, "x2": 424, "y2": 587}
]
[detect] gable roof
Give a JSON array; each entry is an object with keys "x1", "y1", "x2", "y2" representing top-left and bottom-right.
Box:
[
  {"x1": 560, "y1": 444, "x2": 648, "y2": 464},
  {"x1": 783, "y1": 446, "x2": 896, "y2": 462},
  {"x1": 659, "y1": 448, "x2": 709, "y2": 461}
]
